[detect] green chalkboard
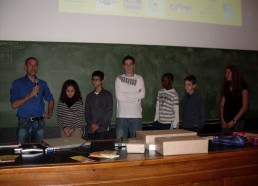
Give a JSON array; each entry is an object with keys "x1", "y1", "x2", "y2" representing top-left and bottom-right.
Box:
[{"x1": 0, "y1": 41, "x2": 258, "y2": 128}]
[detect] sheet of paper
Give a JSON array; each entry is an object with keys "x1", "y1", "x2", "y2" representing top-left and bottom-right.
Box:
[
  {"x1": 0, "y1": 155, "x2": 19, "y2": 163},
  {"x1": 70, "y1": 156, "x2": 95, "y2": 163}
]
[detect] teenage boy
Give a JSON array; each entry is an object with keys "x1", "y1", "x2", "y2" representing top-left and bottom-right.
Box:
[
  {"x1": 153, "y1": 73, "x2": 179, "y2": 130},
  {"x1": 181, "y1": 75, "x2": 206, "y2": 132},
  {"x1": 10, "y1": 57, "x2": 54, "y2": 143},
  {"x1": 85, "y1": 70, "x2": 113, "y2": 140},
  {"x1": 115, "y1": 55, "x2": 145, "y2": 139}
]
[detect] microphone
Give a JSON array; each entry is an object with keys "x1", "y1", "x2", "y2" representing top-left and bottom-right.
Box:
[{"x1": 35, "y1": 78, "x2": 39, "y2": 97}]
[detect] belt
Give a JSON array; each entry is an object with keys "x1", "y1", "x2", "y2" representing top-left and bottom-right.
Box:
[{"x1": 19, "y1": 116, "x2": 45, "y2": 121}]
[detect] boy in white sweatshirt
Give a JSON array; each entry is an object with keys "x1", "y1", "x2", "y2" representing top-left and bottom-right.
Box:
[{"x1": 115, "y1": 55, "x2": 145, "y2": 139}]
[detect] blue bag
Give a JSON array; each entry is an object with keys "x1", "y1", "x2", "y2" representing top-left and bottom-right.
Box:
[{"x1": 212, "y1": 135, "x2": 245, "y2": 146}]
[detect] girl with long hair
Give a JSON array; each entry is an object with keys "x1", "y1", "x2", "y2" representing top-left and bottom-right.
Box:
[
  {"x1": 220, "y1": 65, "x2": 249, "y2": 132},
  {"x1": 57, "y1": 80, "x2": 84, "y2": 137}
]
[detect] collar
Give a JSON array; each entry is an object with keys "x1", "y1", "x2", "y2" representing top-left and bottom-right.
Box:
[
  {"x1": 94, "y1": 88, "x2": 104, "y2": 95},
  {"x1": 25, "y1": 74, "x2": 38, "y2": 83}
]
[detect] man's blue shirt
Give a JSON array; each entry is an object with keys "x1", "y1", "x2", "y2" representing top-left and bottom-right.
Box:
[{"x1": 10, "y1": 75, "x2": 54, "y2": 118}]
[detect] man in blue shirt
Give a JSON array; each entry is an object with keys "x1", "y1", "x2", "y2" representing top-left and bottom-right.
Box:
[{"x1": 10, "y1": 57, "x2": 54, "y2": 143}]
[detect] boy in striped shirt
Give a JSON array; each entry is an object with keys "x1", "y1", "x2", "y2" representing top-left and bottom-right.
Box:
[{"x1": 153, "y1": 73, "x2": 179, "y2": 130}]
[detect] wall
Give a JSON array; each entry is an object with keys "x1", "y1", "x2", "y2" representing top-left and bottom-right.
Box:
[
  {"x1": 1, "y1": 41, "x2": 258, "y2": 128},
  {"x1": 0, "y1": 0, "x2": 258, "y2": 50},
  {"x1": 1, "y1": 0, "x2": 258, "y2": 130}
]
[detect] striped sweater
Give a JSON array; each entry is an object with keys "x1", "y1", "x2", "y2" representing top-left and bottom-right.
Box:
[
  {"x1": 154, "y1": 88, "x2": 179, "y2": 128},
  {"x1": 57, "y1": 100, "x2": 84, "y2": 129}
]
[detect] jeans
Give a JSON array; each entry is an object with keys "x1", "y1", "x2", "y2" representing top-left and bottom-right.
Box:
[
  {"x1": 222, "y1": 120, "x2": 246, "y2": 133},
  {"x1": 17, "y1": 117, "x2": 45, "y2": 143},
  {"x1": 116, "y1": 118, "x2": 142, "y2": 139}
]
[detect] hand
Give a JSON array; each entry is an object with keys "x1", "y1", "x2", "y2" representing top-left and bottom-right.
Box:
[
  {"x1": 175, "y1": 122, "x2": 179, "y2": 129},
  {"x1": 31, "y1": 86, "x2": 39, "y2": 97},
  {"x1": 43, "y1": 112, "x2": 52, "y2": 119},
  {"x1": 63, "y1": 128, "x2": 73, "y2": 137},
  {"x1": 227, "y1": 120, "x2": 235, "y2": 128},
  {"x1": 221, "y1": 120, "x2": 228, "y2": 128},
  {"x1": 91, "y1": 124, "x2": 99, "y2": 132}
]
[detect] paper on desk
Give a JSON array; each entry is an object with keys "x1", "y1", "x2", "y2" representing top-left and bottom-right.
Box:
[
  {"x1": 0, "y1": 144, "x2": 20, "y2": 148},
  {"x1": 89, "y1": 150, "x2": 119, "y2": 159},
  {"x1": 202, "y1": 136, "x2": 216, "y2": 140},
  {"x1": 0, "y1": 155, "x2": 19, "y2": 163},
  {"x1": 70, "y1": 156, "x2": 95, "y2": 163}
]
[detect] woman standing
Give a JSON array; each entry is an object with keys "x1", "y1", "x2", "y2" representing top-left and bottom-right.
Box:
[
  {"x1": 220, "y1": 65, "x2": 249, "y2": 132},
  {"x1": 57, "y1": 80, "x2": 84, "y2": 137}
]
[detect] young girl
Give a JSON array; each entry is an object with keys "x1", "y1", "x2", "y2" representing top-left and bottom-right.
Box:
[
  {"x1": 57, "y1": 80, "x2": 84, "y2": 137},
  {"x1": 220, "y1": 65, "x2": 249, "y2": 132}
]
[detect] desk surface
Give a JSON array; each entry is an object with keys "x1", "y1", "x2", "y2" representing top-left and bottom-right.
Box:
[
  {"x1": 1, "y1": 139, "x2": 258, "y2": 186},
  {"x1": 0, "y1": 139, "x2": 252, "y2": 167}
]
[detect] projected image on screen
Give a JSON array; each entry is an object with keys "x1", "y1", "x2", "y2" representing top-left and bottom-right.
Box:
[
  {"x1": 59, "y1": 0, "x2": 242, "y2": 26},
  {"x1": 96, "y1": 0, "x2": 118, "y2": 12}
]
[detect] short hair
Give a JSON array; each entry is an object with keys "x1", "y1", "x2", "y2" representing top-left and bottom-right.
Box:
[
  {"x1": 162, "y1": 73, "x2": 174, "y2": 82},
  {"x1": 92, "y1": 70, "x2": 104, "y2": 80},
  {"x1": 184, "y1": 75, "x2": 197, "y2": 85},
  {"x1": 122, "y1": 55, "x2": 135, "y2": 65},
  {"x1": 25, "y1": 57, "x2": 38, "y2": 65}
]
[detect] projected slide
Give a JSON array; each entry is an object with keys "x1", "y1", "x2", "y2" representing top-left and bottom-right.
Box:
[{"x1": 59, "y1": 0, "x2": 242, "y2": 26}]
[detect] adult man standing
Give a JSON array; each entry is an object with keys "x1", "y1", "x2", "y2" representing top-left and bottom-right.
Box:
[
  {"x1": 10, "y1": 57, "x2": 54, "y2": 143},
  {"x1": 115, "y1": 55, "x2": 145, "y2": 139}
]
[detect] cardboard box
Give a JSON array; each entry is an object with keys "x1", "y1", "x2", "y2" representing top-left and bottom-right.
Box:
[
  {"x1": 136, "y1": 129, "x2": 197, "y2": 149},
  {"x1": 155, "y1": 136, "x2": 208, "y2": 156},
  {"x1": 244, "y1": 132, "x2": 258, "y2": 137},
  {"x1": 126, "y1": 139, "x2": 145, "y2": 154}
]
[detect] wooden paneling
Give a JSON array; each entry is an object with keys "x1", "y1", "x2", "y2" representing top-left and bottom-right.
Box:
[{"x1": 1, "y1": 147, "x2": 258, "y2": 185}]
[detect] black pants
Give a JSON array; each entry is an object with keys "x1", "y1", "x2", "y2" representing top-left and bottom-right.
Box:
[
  {"x1": 152, "y1": 121, "x2": 171, "y2": 130},
  {"x1": 88, "y1": 131, "x2": 108, "y2": 140},
  {"x1": 179, "y1": 126, "x2": 199, "y2": 132}
]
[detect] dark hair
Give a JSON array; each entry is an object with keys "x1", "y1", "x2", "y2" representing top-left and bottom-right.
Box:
[
  {"x1": 92, "y1": 70, "x2": 104, "y2": 80},
  {"x1": 221, "y1": 65, "x2": 247, "y2": 97},
  {"x1": 122, "y1": 55, "x2": 135, "y2": 65},
  {"x1": 162, "y1": 73, "x2": 174, "y2": 82},
  {"x1": 25, "y1": 57, "x2": 38, "y2": 65},
  {"x1": 184, "y1": 75, "x2": 197, "y2": 85},
  {"x1": 59, "y1": 79, "x2": 82, "y2": 102}
]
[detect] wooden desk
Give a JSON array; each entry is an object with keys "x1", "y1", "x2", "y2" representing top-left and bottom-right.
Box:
[{"x1": 1, "y1": 142, "x2": 258, "y2": 186}]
